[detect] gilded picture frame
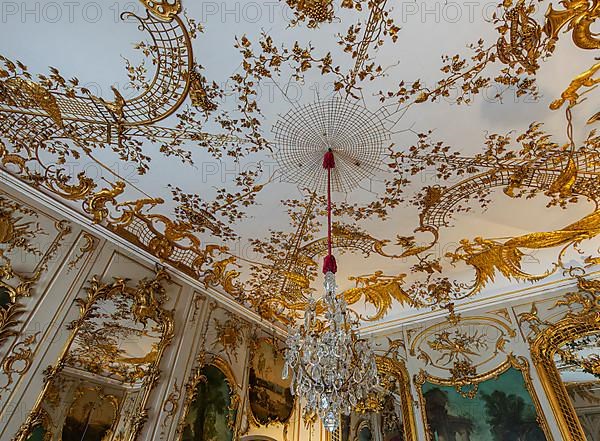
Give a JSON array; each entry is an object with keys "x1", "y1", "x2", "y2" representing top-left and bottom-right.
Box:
[
  {"x1": 176, "y1": 355, "x2": 241, "y2": 441},
  {"x1": 10, "y1": 268, "x2": 174, "y2": 441},
  {"x1": 248, "y1": 338, "x2": 295, "y2": 427},
  {"x1": 414, "y1": 355, "x2": 553, "y2": 441},
  {"x1": 375, "y1": 356, "x2": 418, "y2": 441},
  {"x1": 529, "y1": 311, "x2": 600, "y2": 441}
]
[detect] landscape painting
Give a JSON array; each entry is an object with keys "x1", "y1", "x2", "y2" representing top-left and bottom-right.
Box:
[
  {"x1": 249, "y1": 340, "x2": 294, "y2": 425},
  {"x1": 421, "y1": 367, "x2": 546, "y2": 441},
  {"x1": 180, "y1": 365, "x2": 236, "y2": 441}
]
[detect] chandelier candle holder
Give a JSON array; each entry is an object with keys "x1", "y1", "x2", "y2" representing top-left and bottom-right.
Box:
[{"x1": 282, "y1": 149, "x2": 379, "y2": 432}]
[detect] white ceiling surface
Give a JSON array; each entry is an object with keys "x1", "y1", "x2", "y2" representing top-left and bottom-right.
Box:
[{"x1": 2, "y1": 1, "x2": 598, "y2": 328}]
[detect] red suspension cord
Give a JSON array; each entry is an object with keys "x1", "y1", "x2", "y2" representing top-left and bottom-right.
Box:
[{"x1": 322, "y1": 149, "x2": 337, "y2": 274}]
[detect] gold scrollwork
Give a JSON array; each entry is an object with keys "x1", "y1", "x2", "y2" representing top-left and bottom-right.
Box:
[
  {"x1": 550, "y1": 61, "x2": 600, "y2": 111},
  {"x1": 67, "y1": 232, "x2": 98, "y2": 272},
  {"x1": 375, "y1": 356, "x2": 419, "y2": 441},
  {"x1": 544, "y1": 0, "x2": 600, "y2": 50},
  {"x1": 526, "y1": 276, "x2": 600, "y2": 441},
  {"x1": 0, "y1": 202, "x2": 71, "y2": 350},
  {"x1": 0, "y1": 332, "x2": 40, "y2": 396},
  {"x1": 138, "y1": 0, "x2": 182, "y2": 21},
  {"x1": 409, "y1": 316, "x2": 517, "y2": 373},
  {"x1": 161, "y1": 379, "x2": 181, "y2": 435},
  {"x1": 11, "y1": 267, "x2": 174, "y2": 441}
]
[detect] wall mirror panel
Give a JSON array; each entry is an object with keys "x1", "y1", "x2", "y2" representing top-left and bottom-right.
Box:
[
  {"x1": 526, "y1": 278, "x2": 600, "y2": 441},
  {"x1": 12, "y1": 268, "x2": 174, "y2": 441},
  {"x1": 556, "y1": 333, "x2": 600, "y2": 440}
]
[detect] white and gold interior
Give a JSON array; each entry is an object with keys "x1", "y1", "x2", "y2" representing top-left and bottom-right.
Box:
[{"x1": 0, "y1": 0, "x2": 599, "y2": 440}]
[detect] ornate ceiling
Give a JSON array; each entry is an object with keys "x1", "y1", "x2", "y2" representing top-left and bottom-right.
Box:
[{"x1": 1, "y1": 0, "x2": 599, "y2": 330}]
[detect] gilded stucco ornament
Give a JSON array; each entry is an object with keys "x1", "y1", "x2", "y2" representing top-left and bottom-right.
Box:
[
  {"x1": 544, "y1": 0, "x2": 600, "y2": 50},
  {"x1": 550, "y1": 61, "x2": 600, "y2": 110},
  {"x1": 139, "y1": 0, "x2": 182, "y2": 21},
  {"x1": 409, "y1": 315, "x2": 515, "y2": 380},
  {"x1": 11, "y1": 267, "x2": 174, "y2": 441},
  {"x1": 497, "y1": 1, "x2": 545, "y2": 73},
  {"x1": 0, "y1": 332, "x2": 40, "y2": 397},
  {"x1": 0, "y1": 0, "x2": 599, "y2": 330},
  {"x1": 521, "y1": 276, "x2": 600, "y2": 441},
  {"x1": 66, "y1": 232, "x2": 97, "y2": 272},
  {"x1": 211, "y1": 312, "x2": 248, "y2": 364},
  {"x1": 0, "y1": 198, "x2": 71, "y2": 352},
  {"x1": 344, "y1": 272, "x2": 414, "y2": 321},
  {"x1": 0, "y1": 0, "x2": 251, "y2": 306}
]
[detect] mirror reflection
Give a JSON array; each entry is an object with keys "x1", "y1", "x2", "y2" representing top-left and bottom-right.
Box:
[
  {"x1": 555, "y1": 333, "x2": 600, "y2": 441},
  {"x1": 17, "y1": 270, "x2": 173, "y2": 441}
]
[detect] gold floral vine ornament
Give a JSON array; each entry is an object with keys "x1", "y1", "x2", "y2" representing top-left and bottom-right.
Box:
[
  {"x1": 0, "y1": 0, "x2": 251, "y2": 311},
  {"x1": 0, "y1": 196, "x2": 71, "y2": 405},
  {"x1": 11, "y1": 267, "x2": 174, "y2": 441}
]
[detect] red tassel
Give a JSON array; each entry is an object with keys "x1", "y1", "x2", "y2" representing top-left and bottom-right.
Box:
[
  {"x1": 323, "y1": 255, "x2": 337, "y2": 274},
  {"x1": 323, "y1": 150, "x2": 335, "y2": 170}
]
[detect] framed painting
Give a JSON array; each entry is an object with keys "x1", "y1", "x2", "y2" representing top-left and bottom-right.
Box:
[
  {"x1": 248, "y1": 339, "x2": 294, "y2": 426},
  {"x1": 179, "y1": 363, "x2": 238, "y2": 441},
  {"x1": 356, "y1": 421, "x2": 373, "y2": 441},
  {"x1": 415, "y1": 356, "x2": 551, "y2": 441}
]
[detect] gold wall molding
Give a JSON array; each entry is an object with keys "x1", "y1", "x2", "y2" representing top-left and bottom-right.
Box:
[
  {"x1": 10, "y1": 267, "x2": 174, "y2": 441},
  {"x1": 524, "y1": 277, "x2": 600, "y2": 441},
  {"x1": 0, "y1": 195, "x2": 71, "y2": 350},
  {"x1": 375, "y1": 356, "x2": 418, "y2": 441}
]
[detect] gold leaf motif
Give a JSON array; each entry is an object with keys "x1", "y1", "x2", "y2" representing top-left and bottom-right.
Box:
[
  {"x1": 3, "y1": 78, "x2": 64, "y2": 127},
  {"x1": 447, "y1": 208, "x2": 600, "y2": 295},
  {"x1": 344, "y1": 271, "x2": 414, "y2": 321}
]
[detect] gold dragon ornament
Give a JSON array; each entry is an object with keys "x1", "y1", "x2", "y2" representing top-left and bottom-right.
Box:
[{"x1": 545, "y1": 0, "x2": 600, "y2": 50}]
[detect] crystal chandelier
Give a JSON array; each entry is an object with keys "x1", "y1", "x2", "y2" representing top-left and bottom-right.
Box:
[{"x1": 282, "y1": 149, "x2": 379, "y2": 432}]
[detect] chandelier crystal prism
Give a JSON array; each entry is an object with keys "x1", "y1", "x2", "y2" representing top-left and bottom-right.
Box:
[{"x1": 282, "y1": 149, "x2": 379, "y2": 432}]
